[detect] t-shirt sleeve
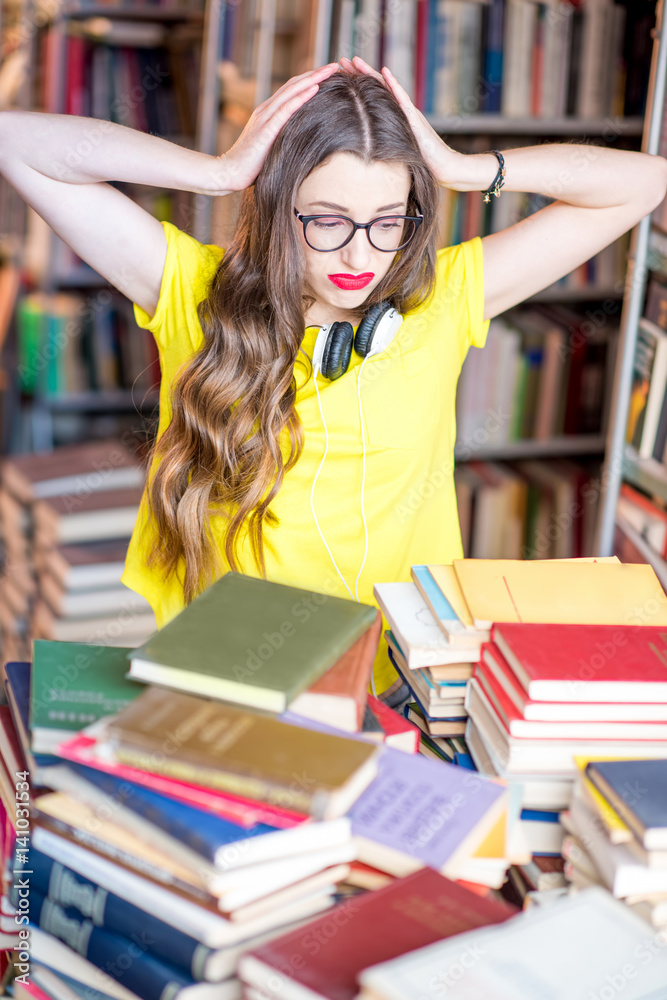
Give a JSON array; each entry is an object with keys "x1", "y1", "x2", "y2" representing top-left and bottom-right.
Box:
[
  {"x1": 430, "y1": 235, "x2": 491, "y2": 367},
  {"x1": 132, "y1": 219, "x2": 224, "y2": 359},
  {"x1": 461, "y1": 234, "x2": 491, "y2": 352}
]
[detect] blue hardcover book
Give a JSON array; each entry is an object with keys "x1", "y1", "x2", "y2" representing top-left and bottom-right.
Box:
[
  {"x1": 23, "y1": 848, "x2": 216, "y2": 981},
  {"x1": 482, "y1": 0, "x2": 504, "y2": 113},
  {"x1": 4, "y1": 661, "x2": 58, "y2": 786},
  {"x1": 520, "y1": 809, "x2": 561, "y2": 824},
  {"x1": 15, "y1": 888, "x2": 198, "y2": 1000},
  {"x1": 454, "y1": 753, "x2": 476, "y2": 770},
  {"x1": 30, "y1": 962, "x2": 118, "y2": 1000},
  {"x1": 63, "y1": 760, "x2": 277, "y2": 864},
  {"x1": 586, "y1": 759, "x2": 667, "y2": 850}
]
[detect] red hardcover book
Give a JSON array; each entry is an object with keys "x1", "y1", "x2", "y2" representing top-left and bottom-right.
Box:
[
  {"x1": 239, "y1": 868, "x2": 516, "y2": 1000},
  {"x1": 480, "y1": 642, "x2": 667, "y2": 723},
  {"x1": 367, "y1": 694, "x2": 420, "y2": 753},
  {"x1": 414, "y1": 0, "x2": 429, "y2": 112},
  {"x1": 492, "y1": 622, "x2": 667, "y2": 704},
  {"x1": 475, "y1": 649, "x2": 667, "y2": 741}
]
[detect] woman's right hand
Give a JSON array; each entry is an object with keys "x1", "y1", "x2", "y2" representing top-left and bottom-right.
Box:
[{"x1": 211, "y1": 63, "x2": 340, "y2": 194}]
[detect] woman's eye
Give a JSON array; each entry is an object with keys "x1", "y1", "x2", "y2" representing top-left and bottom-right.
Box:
[{"x1": 314, "y1": 219, "x2": 345, "y2": 230}]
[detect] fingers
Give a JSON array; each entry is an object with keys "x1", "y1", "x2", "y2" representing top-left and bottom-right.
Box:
[
  {"x1": 255, "y1": 63, "x2": 339, "y2": 116},
  {"x1": 349, "y1": 55, "x2": 386, "y2": 84}
]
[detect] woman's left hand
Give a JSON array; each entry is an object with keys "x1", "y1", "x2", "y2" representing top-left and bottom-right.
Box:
[{"x1": 338, "y1": 56, "x2": 462, "y2": 187}]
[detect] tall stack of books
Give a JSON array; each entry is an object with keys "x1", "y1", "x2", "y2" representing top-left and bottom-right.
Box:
[
  {"x1": 0, "y1": 439, "x2": 156, "y2": 661},
  {"x1": 5, "y1": 571, "x2": 513, "y2": 999},
  {"x1": 374, "y1": 557, "x2": 667, "y2": 859},
  {"x1": 561, "y1": 757, "x2": 667, "y2": 933}
]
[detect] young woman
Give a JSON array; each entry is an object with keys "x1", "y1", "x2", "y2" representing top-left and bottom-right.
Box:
[{"x1": 1, "y1": 57, "x2": 665, "y2": 699}]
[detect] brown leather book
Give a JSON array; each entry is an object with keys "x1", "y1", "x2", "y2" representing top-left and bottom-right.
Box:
[
  {"x1": 288, "y1": 610, "x2": 382, "y2": 732},
  {"x1": 104, "y1": 687, "x2": 380, "y2": 821}
]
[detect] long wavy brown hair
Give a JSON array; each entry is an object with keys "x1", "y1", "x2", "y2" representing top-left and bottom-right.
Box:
[{"x1": 145, "y1": 70, "x2": 441, "y2": 603}]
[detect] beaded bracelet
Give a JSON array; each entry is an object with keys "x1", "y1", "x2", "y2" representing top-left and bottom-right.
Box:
[{"x1": 481, "y1": 149, "x2": 506, "y2": 203}]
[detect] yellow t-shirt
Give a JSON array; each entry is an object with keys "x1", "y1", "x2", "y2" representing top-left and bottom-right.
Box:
[{"x1": 121, "y1": 220, "x2": 490, "y2": 694}]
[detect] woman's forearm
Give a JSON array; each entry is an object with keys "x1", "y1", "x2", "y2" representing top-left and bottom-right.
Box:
[
  {"x1": 0, "y1": 110, "x2": 236, "y2": 196},
  {"x1": 441, "y1": 142, "x2": 667, "y2": 209}
]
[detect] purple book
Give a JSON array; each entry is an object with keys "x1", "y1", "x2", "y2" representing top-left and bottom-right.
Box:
[{"x1": 348, "y1": 747, "x2": 508, "y2": 876}]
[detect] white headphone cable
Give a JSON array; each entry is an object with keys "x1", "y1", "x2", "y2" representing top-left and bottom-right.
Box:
[
  {"x1": 310, "y1": 364, "x2": 355, "y2": 603},
  {"x1": 310, "y1": 356, "x2": 378, "y2": 698}
]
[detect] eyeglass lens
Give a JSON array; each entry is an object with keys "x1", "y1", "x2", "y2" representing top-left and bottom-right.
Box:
[{"x1": 305, "y1": 216, "x2": 417, "y2": 252}]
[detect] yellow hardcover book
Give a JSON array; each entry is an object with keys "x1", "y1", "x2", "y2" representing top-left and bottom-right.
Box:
[
  {"x1": 426, "y1": 558, "x2": 620, "y2": 636},
  {"x1": 426, "y1": 564, "x2": 476, "y2": 629},
  {"x1": 452, "y1": 559, "x2": 666, "y2": 629}
]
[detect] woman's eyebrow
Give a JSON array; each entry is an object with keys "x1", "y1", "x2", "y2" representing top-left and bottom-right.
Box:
[{"x1": 306, "y1": 200, "x2": 406, "y2": 212}]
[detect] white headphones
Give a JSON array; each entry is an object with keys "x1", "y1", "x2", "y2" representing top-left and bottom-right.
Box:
[{"x1": 308, "y1": 302, "x2": 403, "y2": 606}]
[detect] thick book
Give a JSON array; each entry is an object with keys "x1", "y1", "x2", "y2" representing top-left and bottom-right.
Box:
[
  {"x1": 475, "y1": 653, "x2": 667, "y2": 740},
  {"x1": 453, "y1": 558, "x2": 667, "y2": 629},
  {"x1": 12, "y1": 888, "x2": 204, "y2": 1000},
  {"x1": 29, "y1": 641, "x2": 144, "y2": 754},
  {"x1": 481, "y1": 641, "x2": 667, "y2": 721},
  {"x1": 103, "y1": 687, "x2": 380, "y2": 820},
  {"x1": 288, "y1": 610, "x2": 381, "y2": 731},
  {"x1": 32, "y1": 825, "x2": 334, "y2": 951},
  {"x1": 492, "y1": 621, "x2": 667, "y2": 703},
  {"x1": 127, "y1": 571, "x2": 378, "y2": 712},
  {"x1": 56, "y1": 729, "x2": 305, "y2": 830},
  {"x1": 238, "y1": 868, "x2": 515, "y2": 1000},
  {"x1": 357, "y1": 886, "x2": 667, "y2": 1000},
  {"x1": 372, "y1": 582, "x2": 460, "y2": 669},
  {"x1": 24, "y1": 846, "x2": 316, "y2": 984},
  {"x1": 52, "y1": 759, "x2": 353, "y2": 872},
  {"x1": 586, "y1": 758, "x2": 667, "y2": 851},
  {"x1": 348, "y1": 747, "x2": 507, "y2": 879}
]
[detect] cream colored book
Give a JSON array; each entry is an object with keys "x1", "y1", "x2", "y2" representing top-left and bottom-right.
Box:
[{"x1": 453, "y1": 558, "x2": 660, "y2": 629}]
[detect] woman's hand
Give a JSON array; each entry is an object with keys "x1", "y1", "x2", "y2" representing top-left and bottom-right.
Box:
[
  {"x1": 212, "y1": 63, "x2": 340, "y2": 194},
  {"x1": 338, "y1": 56, "x2": 464, "y2": 188}
]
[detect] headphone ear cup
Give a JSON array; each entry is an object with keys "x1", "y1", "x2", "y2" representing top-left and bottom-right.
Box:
[
  {"x1": 321, "y1": 321, "x2": 354, "y2": 380},
  {"x1": 354, "y1": 301, "x2": 394, "y2": 357}
]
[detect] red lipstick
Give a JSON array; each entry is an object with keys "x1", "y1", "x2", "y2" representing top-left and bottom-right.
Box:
[{"x1": 327, "y1": 273, "x2": 374, "y2": 290}]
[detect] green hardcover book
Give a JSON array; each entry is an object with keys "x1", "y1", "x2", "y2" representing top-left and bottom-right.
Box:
[
  {"x1": 29, "y1": 641, "x2": 145, "y2": 755},
  {"x1": 127, "y1": 571, "x2": 379, "y2": 712}
]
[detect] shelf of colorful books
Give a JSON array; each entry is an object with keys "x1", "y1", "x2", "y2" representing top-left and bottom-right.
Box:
[
  {"x1": 454, "y1": 435, "x2": 606, "y2": 464},
  {"x1": 622, "y1": 445, "x2": 667, "y2": 508},
  {"x1": 426, "y1": 115, "x2": 645, "y2": 138}
]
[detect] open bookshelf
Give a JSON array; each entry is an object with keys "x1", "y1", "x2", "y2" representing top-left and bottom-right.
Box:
[{"x1": 594, "y1": 0, "x2": 667, "y2": 569}]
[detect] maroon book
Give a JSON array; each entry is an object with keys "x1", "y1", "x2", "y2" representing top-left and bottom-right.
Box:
[{"x1": 238, "y1": 868, "x2": 516, "y2": 1000}]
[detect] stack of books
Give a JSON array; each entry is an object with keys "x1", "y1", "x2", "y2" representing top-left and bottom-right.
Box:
[
  {"x1": 562, "y1": 758, "x2": 667, "y2": 933},
  {"x1": 0, "y1": 439, "x2": 156, "y2": 660},
  {"x1": 375, "y1": 557, "x2": 667, "y2": 858},
  {"x1": 4, "y1": 571, "x2": 514, "y2": 999}
]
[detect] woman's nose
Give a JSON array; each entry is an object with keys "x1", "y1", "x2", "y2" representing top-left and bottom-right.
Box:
[{"x1": 340, "y1": 227, "x2": 375, "y2": 269}]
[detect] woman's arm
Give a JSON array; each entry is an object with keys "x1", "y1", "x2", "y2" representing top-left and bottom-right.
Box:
[
  {"x1": 0, "y1": 112, "x2": 230, "y2": 316},
  {"x1": 440, "y1": 143, "x2": 667, "y2": 321},
  {"x1": 0, "y1": 62, "x2": 339, "y2": 317}
]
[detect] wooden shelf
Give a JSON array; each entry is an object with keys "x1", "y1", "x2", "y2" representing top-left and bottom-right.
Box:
[
  {"x1": 62, "y1": 5, "x2": 205, "y2": 22},
  {"x1": 455, "y1": 435, "x2": 606, "y2": 463},
  {"x1": 34, "y1": 390, "x2": 160, "y2": 412},
  {"x1": 622, "y1": 446, "x2": 667, "y2": 505},
  {"x1": 427, "y1": 114, "x2": 644, "y2": 137}
]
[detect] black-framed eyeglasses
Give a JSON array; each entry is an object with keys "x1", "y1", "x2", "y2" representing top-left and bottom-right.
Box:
[{"x1": 293, "y1": 206, "x2": 424, "y2": 253}]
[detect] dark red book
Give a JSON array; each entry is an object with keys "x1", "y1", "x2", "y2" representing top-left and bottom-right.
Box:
[
  {"x1": 238, "y1": 868, "x2": 516, "y2": 1000},
  {"x1": 492, "y1": 622, "x2": 667, "y2": 704}
]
